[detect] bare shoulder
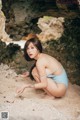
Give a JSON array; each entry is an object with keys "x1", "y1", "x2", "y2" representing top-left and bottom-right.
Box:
[{"x1": 36, "y1": 54, "x2": 47, "y2": 66}]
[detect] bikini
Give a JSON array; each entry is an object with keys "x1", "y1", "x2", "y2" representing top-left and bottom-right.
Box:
[{"x1": 47, "y1": 67, "x2": 68, "y2": 88}]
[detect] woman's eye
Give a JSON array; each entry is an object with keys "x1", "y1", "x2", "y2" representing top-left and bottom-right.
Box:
[
  {"x1": 27, "y1": 46, "x2": 34, "y2": 50},
  {"x1": 31, "y1": 47, "x2": 34, "y2": 49}
]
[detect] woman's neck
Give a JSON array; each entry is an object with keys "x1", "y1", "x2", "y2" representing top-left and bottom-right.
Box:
[{"x1": 34, "y1": 53, "x2": 42, "y2": 60}]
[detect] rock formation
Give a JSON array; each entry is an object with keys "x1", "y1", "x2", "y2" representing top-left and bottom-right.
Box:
[
  {"x1": 37, "y1": 16, "x2": 64, "y2": 42},
  {"x1": 0, "y1": 0, "x2": 12, "y2": 42}
]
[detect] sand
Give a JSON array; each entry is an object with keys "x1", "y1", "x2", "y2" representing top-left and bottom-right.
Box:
[{"x1": 0, "y1": 63, "x2": 80, "y2": 120}]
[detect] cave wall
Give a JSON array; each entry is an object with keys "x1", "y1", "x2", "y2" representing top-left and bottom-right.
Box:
[
  {"x1": 0, "y1": 0, "x2": 80, "y2": 85},
  {"x1": 1, "y1": 0, "x2": 79, "y2": 41},
  {"x1": 2, "y1": 0, "x2": 47, "y2": 40}
]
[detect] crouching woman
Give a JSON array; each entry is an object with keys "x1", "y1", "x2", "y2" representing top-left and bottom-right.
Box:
[{"x1": 17, "y1": 38, "x2": 68, "y2": 98}]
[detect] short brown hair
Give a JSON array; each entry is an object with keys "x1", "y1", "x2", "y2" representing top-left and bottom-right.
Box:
[{"x1": 24, "y1": 38, "x2": 43, "y2": 61}]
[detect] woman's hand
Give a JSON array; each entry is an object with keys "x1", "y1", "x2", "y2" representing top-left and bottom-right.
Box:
[
  {"x1": 20, "y1": 71, "x2": 29, "y2": 78},
  {"x1": 16, "y1": 84, "x2": 34, "y2": 94}
]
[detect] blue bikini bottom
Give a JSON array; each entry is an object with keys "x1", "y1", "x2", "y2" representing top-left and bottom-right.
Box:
[{"x1": 47, "y1": 69, "x2": 68, "y2": 88}]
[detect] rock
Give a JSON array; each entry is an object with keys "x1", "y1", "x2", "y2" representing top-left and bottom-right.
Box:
[
  {"x1": 37, "y1": 16, "x2": 64, "y2": 42},
  {"x1": 0, "y1": 0, "x2": 12, "y2": 42}
]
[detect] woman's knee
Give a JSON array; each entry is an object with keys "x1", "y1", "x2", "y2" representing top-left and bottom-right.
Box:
[{"x1": 32, "y1": 67, "x2": 38, "y2": 77}]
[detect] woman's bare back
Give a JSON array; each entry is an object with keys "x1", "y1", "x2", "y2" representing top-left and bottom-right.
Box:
[{"x1": 37, "y1": 53, "x2": 63, "y2": 75}]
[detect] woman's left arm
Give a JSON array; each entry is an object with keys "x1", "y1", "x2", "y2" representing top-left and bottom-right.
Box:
[{"x1": 34, "y1": 59, "x2": 48, "y2": 89}]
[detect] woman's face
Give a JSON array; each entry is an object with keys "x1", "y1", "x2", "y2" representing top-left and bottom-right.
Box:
[{"x1": 26, "y1": 42, "x2": 39, "y2": 59}]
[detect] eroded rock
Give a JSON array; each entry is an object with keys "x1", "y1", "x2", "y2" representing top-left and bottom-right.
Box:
[{"x1": 37, "y1": 16, "x2": 64, "y2": 42}]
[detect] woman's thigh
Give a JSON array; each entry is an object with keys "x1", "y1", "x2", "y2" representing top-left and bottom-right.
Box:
[
  {"x1": 45, "y1": 78, "x2": 67, "y2": 97},
  {"x1": 32, "y1": 67, "x2": 67, "y2": 97}
]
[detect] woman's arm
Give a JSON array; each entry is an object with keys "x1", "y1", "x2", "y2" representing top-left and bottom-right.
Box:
[
  {"x1": 16, "y1": 59, "x2": 48, "y2": 93},
  {"x1": 34, "y1": 59, "x2": 48, "y2": 89},
  {"x1": 16, "y1": 84, "x2": 34, "y2": 94}
]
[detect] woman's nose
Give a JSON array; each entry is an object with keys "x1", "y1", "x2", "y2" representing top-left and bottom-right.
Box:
[{"x1": 28, "y1": 49, "x2": 32, "y2": 53}]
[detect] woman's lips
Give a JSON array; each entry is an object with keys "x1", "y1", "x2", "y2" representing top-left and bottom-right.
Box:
[{"x1": 29, "y1": 54, "x2": 33, "y2": 57}]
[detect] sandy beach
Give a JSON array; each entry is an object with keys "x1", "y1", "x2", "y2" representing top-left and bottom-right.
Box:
[{"x1": 0, "y1": 63, "x2": 80, "y2": 120}]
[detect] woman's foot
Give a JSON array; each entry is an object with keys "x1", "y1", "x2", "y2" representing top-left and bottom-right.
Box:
[
  {"x1": 42, "y1": 93, "x2": 55, "y2": 99},
  {"x1": 43, "y1": 95, "x2": 55, "y2": 99}
]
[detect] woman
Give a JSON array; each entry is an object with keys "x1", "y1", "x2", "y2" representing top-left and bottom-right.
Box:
[{"x1": 17, "y1": 38, "x2": 68, "y2": 98}]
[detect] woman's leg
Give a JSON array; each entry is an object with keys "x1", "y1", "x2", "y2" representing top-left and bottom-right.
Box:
[
  {"x1": 32, "y1": 67, "x2": 66, "y2": 97},
  {"x1": 45, "y1": 78, "x2": 66, "y2": 97},
  {"x1": 32, "y1": 67, "x2": 54, "y2": 96}
]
